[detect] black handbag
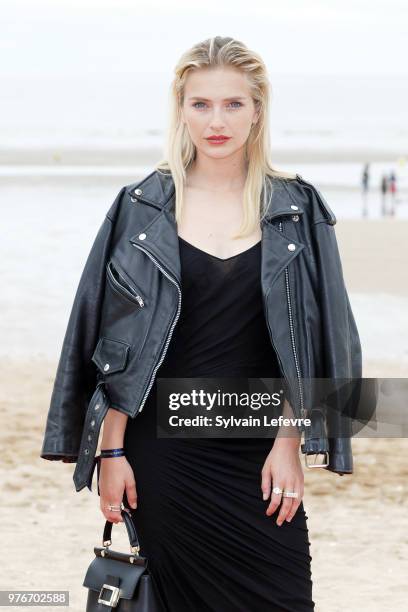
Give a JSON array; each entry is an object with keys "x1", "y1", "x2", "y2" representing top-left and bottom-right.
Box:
[{"x1": 83, "y1": 508, "x2": 164, "y2": 611}]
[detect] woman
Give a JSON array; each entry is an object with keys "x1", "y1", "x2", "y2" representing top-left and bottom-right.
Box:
[{"x1": 41, "y1": 36, "x2": 362, "y2": 612}]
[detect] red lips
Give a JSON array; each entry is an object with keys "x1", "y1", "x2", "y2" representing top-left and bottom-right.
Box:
[
  {"x1": 206, "y1": 135, "x2": 231, "y2": 145},
  {"x1": 207, "y1": 135, "x2": 230, "y2": 141}
]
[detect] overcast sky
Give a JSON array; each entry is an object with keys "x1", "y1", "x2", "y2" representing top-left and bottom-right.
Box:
[{"x1": 2, "y1": 0, "x2": 408, "y2": 78}]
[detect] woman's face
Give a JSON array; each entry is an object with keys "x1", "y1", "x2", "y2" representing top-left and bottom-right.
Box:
[{"x1": 181, "y1": 66, "x2": 259, "y2": 161}]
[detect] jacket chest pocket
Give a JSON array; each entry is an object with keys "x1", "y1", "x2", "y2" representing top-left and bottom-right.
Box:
[
  {"x1": 106, "y1": 259, "x2": 145, "y2": 309},
  {"x1": 97, "y1": 257, "x2": 151, "y2": 364},
  {"x1": 91, "y1": 337, "x2": 130, "y2": 375}
]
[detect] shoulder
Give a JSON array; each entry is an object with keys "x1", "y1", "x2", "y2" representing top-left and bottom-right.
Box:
[
  {"x1": 269, "y1": 173, "x2": 337, "y2": 226},
  {"x1": 123, "y1": 168, "x2": 174, "y2": 207},
  {"x1": 105, "y1": 167, "x2": 171, "y2": 220},
  {"x1": 124, "y1": 168, "x2": 165, "y2": 197}
]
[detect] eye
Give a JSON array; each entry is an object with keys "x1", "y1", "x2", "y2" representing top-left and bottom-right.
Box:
[{"x1": 192, "y1": 101, "x2": 243, "y2": 109}]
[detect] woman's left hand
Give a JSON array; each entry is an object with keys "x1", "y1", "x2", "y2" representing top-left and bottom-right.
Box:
[{"x1": 261, "y1": 437, "x2": 304, "y2": 526}]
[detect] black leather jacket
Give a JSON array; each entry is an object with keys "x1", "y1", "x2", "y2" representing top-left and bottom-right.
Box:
[{"x1": 40, "y1": 170, "x2": 363, "y2": 492}]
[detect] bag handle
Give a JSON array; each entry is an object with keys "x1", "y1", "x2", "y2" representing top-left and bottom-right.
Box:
[{"x1": 102, "y1": 508, "x2": 141, "y2": 556}]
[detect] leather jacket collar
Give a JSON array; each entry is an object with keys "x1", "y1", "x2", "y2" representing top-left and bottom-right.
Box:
[{"x1": 124, "y1": 170, "x2": 310, "y2": 287}]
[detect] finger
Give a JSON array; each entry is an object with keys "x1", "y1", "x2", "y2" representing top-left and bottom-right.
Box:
[
  {"x1": 276, "y1": 497, "x2": 293, "y2": 526},
  {"x1": 125, "y1": 480, "x2": 138, "y2": 509},
  {"x1": 276, "y1": 480, "x2": 295, "y2": 525},
  {"x1": 100, "y1": 497, "x2": 124, "y2": 523},
  {"x1": 106, "y1": 510, "x2": 124, "y2": 523},
  {"x1": 266, "y1": 485, "x2": 282, "y2": 516},
  {"x1": 285, "y1": 498, "x2": 301, "y2": 522},
  {"x1": 286, "y1": 483, "x2": 304, "y2": 522},
  {"x1": 261, "y1": 467, "x2": 272, "y2": 501}
]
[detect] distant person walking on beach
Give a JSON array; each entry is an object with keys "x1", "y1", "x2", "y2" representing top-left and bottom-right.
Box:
[
  {"x1": 361, "y1": 163, "x2": 370, "y2": 217},
  {"x1": 381, "y1": 173, "x2": 388, "y2": 217},
  {"x1": 389, "y1": 171, "x2": 397, "y2": 216},
  {"x1": 362, "y1": 163, "x2": 370, "y2": 193}
]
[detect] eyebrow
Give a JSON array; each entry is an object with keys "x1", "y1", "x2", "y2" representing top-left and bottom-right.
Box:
[{"x1": 188, "y1": 96, "x2": 247, "y2": 101}]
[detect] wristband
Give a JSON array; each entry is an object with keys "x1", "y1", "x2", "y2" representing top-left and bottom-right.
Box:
[{"x1": 100, "y1": 448, "x2": 125, "y2": 458}]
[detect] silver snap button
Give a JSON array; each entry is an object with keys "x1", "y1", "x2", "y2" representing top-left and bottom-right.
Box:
[
  {"x1": 95, "y1": 403, "x2": 100, "y2": 411},
  {"x1": 292, "y1": 215, "x2": 299, "y2": 222},
  {"x1": 84, "y1": 448, "x2": 89, "y2": 455},
  {"x1": 104, "y1": 363, "x2": 110, "y2": 371},
  {"x1": 88, "y1": 434, "x2": 92, "y2": 441},
  {"x1": 290, "y1": 205, "x2": 299, "y2": 211},
  {"x1": 130, "y1": 197, "x2": 137, "y2": 203},
  {"x1": 90, "y1": 419, "x2": 95, "y2": 427},
  {"x1": 288, "y1": 243, "x2": 296, "y2": 251},
  {"x1": 138, "y1": 233, "x2": 146, "y2": 240},
  {"x1": 134, "y1": 188, "x2": 143, "y2": 196}
]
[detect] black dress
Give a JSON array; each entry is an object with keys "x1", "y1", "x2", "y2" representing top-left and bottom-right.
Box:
[{"x1": 124, "y1": 236, "x2": 315, "y2": 612}]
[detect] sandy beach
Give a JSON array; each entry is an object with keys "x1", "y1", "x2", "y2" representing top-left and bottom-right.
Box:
[{"x1": 1, "y1": 175, "x2": 407, "y2": 611}]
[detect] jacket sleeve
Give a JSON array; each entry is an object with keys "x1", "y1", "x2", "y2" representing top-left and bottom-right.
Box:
[
  {"x1": 40, "y1": 188, "x2": 125, "y2": 463},
  {"x1": 309, "y1": 185, "x2": 362, "y2": 474}
]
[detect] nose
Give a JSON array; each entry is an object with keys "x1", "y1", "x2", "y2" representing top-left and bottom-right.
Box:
[{"x1": 209, "y1": 106, "x2": 226, "y2": 131}]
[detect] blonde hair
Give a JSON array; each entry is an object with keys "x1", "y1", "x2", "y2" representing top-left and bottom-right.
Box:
[{"x1": 155, "y1": 35, "x2": 296, "y2": 239}]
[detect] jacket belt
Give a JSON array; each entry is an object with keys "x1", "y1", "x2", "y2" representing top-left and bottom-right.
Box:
[
  {"x1": 73, "y1": 382, "x2": 110, "y2": 492},
  {"x1": 301, "y1": 407, "x2": 330, "y2": 455}
]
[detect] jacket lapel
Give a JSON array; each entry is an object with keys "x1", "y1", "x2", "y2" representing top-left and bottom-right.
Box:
[
  {"x1": 129, "y1": 201, "x2": 181, "y2": 285},
  {"x1": 261, "y1": 221, "x2": 305, "y2": 290},
  {"x1": 127, "y1": 171, "x2": 306, "y2": 289}
]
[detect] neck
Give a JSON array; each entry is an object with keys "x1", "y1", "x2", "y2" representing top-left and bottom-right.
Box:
[{"x1": 186, "y1": 150, "x2": 248, "y2": 192}]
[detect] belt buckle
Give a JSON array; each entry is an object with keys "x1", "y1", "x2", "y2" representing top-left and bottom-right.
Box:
[
  {"x1": 98, "y1": 583, "x2": 120, "y2": 607},
  {"x1": 304, "y1": 451, "x2": 329, "y2": 468}
]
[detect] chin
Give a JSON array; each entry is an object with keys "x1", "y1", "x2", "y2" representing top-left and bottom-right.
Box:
[{"x1": 200, "y1": 145, "x2": 240, "y2": 160}]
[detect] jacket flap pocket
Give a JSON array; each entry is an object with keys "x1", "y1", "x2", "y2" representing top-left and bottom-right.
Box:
[{"x1": 91, "y1": 337, "x2": 130, "y2": 375}]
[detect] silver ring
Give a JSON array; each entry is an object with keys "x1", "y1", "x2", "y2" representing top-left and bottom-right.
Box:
[
  {"x1": 272, "y1": 486, "x2": 283, "y2": 495},
  {"x1": 282, "y1": 490, "x2": 299, "y2": 498},
  {"x1": 107, "y1": 503, "x2": 123, "y2": 511}
]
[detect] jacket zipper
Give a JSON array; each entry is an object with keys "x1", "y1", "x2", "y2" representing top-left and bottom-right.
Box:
[
  {"x1": 262, "y1": 289, "x2": 304, "y2": 436},
  {"x1": 130, "y1": 242, "x2": 182, "y2": 414},
  {"x1": 106, "y1": 260, "x2": 145, "y2": 308},
  {"x1": 278, "y1": 220, "x2": 306, "y2": 422}
]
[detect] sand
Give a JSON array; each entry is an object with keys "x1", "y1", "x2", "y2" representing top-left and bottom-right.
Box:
[{"x1": 336, "y1": 219, "x2": 408, "y2": 297}]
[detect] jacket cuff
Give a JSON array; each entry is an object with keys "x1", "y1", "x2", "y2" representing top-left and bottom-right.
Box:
[
  {"x1": 40, "y1": 451, "x2": 78, "y2": 463},
  {"x1": 326, "y1": 438, "x2": 354, "y2": 474}
]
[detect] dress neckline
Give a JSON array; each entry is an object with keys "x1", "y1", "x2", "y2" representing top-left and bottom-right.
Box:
[{"x1": 178, "y1": 236, "x2": 261, "y2": 262}]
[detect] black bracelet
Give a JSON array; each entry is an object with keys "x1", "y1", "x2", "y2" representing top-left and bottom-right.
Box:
[{"x1": 100, "y1": 448, "x2": 125, "y2": 458}]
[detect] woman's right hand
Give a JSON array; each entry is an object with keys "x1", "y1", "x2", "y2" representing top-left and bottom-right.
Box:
[{"x1": 99, "y1": 456, "x2": 138, "y2": 523}]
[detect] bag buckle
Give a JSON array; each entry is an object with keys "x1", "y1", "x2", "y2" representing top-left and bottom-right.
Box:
[
  {"x1": 98, "y1": 584, "x2": 120, "y2": 607},
  {"x1": 304, "y1": 451, "x2": 329, "y2": 468}
]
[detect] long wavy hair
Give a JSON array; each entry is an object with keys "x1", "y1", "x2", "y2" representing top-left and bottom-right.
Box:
[{"x1": 155, "y1": 35, "x2": 296, "y2": 239}]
